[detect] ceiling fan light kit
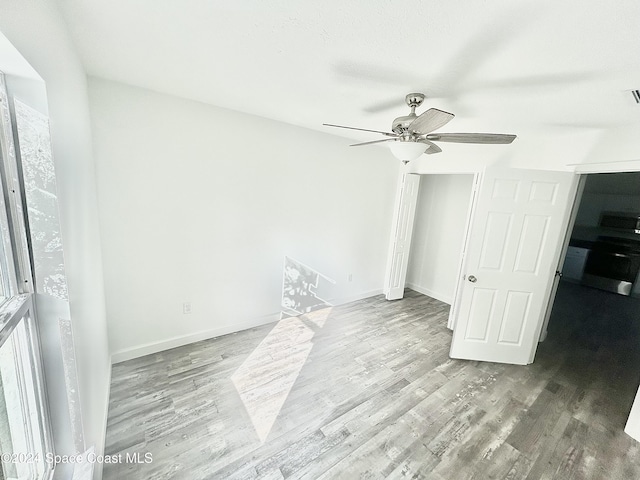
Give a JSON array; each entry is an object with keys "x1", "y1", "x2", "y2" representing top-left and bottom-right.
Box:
[
  {"x1": 388, "y1": 141, "x2": 428, "y2": 163},
  {"x1": 324, "y1": 92, "x2": 516, "y2": 163}
]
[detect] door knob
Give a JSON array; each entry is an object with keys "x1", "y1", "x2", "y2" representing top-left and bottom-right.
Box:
[{"x1": 468, "y1": 275, "x2": 477, "y2": 283}]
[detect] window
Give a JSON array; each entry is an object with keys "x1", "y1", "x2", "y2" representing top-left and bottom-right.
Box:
[
  {"x1": 0, "y1": 72, "x2": 53, "y2": 480},
  {"x1": 0, "y1": 297, "x2": 51, "y2": 480}
]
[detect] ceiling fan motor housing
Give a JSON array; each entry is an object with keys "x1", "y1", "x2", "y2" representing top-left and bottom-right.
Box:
[
  {"x1": 392, "y1": 114, "x2": 418, "y2": 134},
  {"x1": 392, "y1": 93, "x2": 426, "y2": 134}
]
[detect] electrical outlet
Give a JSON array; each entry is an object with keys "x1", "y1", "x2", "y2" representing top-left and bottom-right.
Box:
[
  {"x1": 348, "y1": 273, "x2": 353, "y2": 282},
  {"x1": 183, "y1": 302, "x2": 192, "y2": 314}
]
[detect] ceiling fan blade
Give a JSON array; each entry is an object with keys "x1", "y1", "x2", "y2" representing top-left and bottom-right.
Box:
[
  {"x1": 408, "y1": 108, "x2": 455, "y2": 135},
  {"x1": 418, "y1": 139, "x2": 442, "y2": 154},
  {"x1": 426, "y1": 133, "x2": 516, "y2": 144},
  {"x1": 350, "y1": 138, "x2": 398, "y2": 147},
  {"x1": 323, "y1": 123, "x2": 396, "y2": 137}
]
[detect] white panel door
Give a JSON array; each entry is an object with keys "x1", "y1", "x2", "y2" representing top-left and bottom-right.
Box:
[
  {"x1": 450, "y1": 168, "x2": 578, "y2": 365},
  {"x1": 384, "y1": 173, "x2": 420, "y2": 300}
]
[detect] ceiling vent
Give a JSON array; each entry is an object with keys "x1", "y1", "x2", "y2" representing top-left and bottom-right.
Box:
[{"x1": 632, "y1": 89, "x2": 640, "y2": 104}]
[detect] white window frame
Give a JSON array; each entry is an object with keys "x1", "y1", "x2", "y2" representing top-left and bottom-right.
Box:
[
  {"x1": 0, "y1": 295, "x2": 54, "y2": 480},
  {"x1": 0, "y1": 71, "x2": 54, "y2": 480}
]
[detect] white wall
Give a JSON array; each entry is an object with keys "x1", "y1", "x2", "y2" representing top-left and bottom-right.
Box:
[
  {"x1": 584, "y1": 124, "x2": 640, "y2": 166},
  {"x1": 406, "y1": 174, "x2": 474, "y2": 304},
  {"x1": 87, "y1": 78, "x2": 399, "y2": 361},
  {"x1": 0, "y1": 2, "x2": 110, "y2": 479}
]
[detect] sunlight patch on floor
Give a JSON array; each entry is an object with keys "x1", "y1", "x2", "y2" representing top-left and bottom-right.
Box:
[{"x1": 231, "y1": 307, "x2": 333, "y2": 443}]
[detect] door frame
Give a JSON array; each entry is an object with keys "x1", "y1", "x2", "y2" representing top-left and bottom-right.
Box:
[
  {"x1": 537, "y1": 175, "x2": 587, "y2": 341},
  {"x1": 447, "y1": 172, "x2": 481, "y2": 329},
  {"x1": 448, "y1": 169, "x2": 582, "y2": 335},
  {"x1": 384, "y1": 168, "x2": 479, "y2": 302},
  {"x1": 449, "y1": 163, "x2": 640, "y2": 336},
  {"x1": 448, "y1": 168, "x2": 581, "y2": 364},
  {"x1": 550, "y1": 160, "x2": 640, "y2": 443}
]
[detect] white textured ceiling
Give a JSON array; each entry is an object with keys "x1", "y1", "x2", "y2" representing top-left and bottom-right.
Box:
[{"x1": 56, "y1": 0, "x2": 640, "y2": 146}]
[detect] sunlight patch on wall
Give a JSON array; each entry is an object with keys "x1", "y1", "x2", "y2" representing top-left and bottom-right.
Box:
[
  {"x1": 231, "y1": 307, "x2": 333, "y2": 443},
  {"x1": 281, "y1": 256, "x2": 334, "y2": 317}
]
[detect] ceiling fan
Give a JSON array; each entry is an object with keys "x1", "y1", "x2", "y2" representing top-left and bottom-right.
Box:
[{"x1": 324, "y1": 93, "x2": 516, "y2": 163}]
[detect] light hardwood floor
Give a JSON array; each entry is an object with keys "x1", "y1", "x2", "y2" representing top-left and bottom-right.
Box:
[{"x1": 104, "y1": 285, "x2": 640, "y2": 479}]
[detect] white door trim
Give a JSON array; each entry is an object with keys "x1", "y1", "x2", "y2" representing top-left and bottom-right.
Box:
[
  {"x1": 570, "y1": 159, "x2": 640, "y2": 174},
  {"x1": 447, "y1": 172, "x2": 481, "y2": 330},
  {"x1": 553, "y1": 165, "x2": 640, "y2": 442},
  {"x1": 538, "y1": 175, "x2": 586, "y2": 342}
]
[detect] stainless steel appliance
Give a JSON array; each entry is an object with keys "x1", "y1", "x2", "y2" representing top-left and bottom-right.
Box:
[
  {"x1": 582, "y1": 236, "x2": 640, "y2": 295},
  {"x1": 599, "y1": 212, "x2": 640, "y2": 233},
  {"x1": 581, "y1": 212, "x2": 640, "y2": 296}
]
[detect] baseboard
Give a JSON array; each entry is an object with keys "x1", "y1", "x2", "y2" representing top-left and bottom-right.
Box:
[
  {"x1": 91, "y1": 365, "x2": 112, "y2": 480},
  {"x1": 405, "y1": 283, "x2": 452, "y2": 305},
  {"x1": 110, "y1": 313, "x2": 281, "y2": 364},
  {"x1": 328, "y1": 288, "x2": 384, "y2": 306},
  {"x1": 110, "y1": 289, "x2": 390, "y2": 364}
]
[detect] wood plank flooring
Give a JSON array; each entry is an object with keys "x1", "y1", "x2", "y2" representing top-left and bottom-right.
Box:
[{"x1": 104, "y1": 284, "x2": 640, "y2": 479}]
